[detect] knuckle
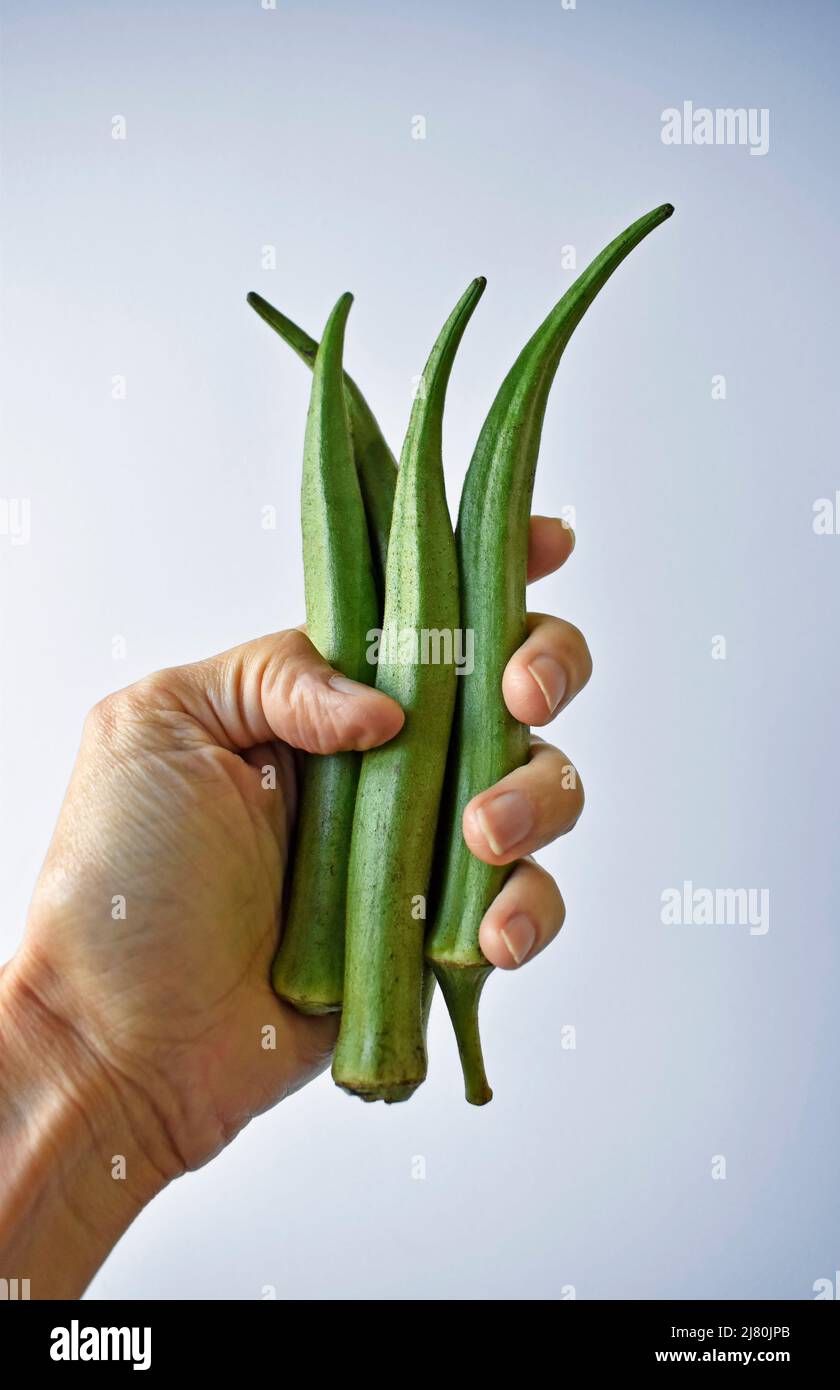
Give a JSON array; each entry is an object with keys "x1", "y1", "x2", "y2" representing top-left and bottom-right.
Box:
[
  {"x1": 551, "y1": 619, "x2": 593, "y2": 682},
  {"x1": 84, "y1": 690, "x2": 124, "y2": 740},
  {"x1": 554, "y1": 755, "x2": 585, "y2": 828},
  {"x1": 575, "y1": 632, "x2": 594, "y2": 681},
  {"x1": 132, "y1": 670, "x2": 174, "y2": 705},
  {"x1": 555, "y1": 887, "x2": 567, "y2": 928},
  {"x1": 533, "y1": 861, "x2": 566, "y2": 924},
  {"x1": 264, "y1": 629, "x2": 320, "y2": 698},
  {"x1": 274, "y1": 627, "x2": 313, "y2": 665},
  {"x1": 527, "y1": 856, "x2": 556, "y2": 891},
  {"x1": 516, "y1": 860, "x2": 566, "y2": 933},
  {"x1": 84, "y1": 670, "x2": 175, "y2": 742},
  {"x1": 567, "y1": 774, "x2": 586, "y2": 826}
]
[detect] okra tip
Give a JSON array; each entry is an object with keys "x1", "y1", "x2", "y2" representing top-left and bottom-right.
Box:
[
  {"x1": 246, "y1": 290, "x2": 276, "y2": 319},
  {"x1": 323, "y1": 291, "x2": 354, "y2": 337}
]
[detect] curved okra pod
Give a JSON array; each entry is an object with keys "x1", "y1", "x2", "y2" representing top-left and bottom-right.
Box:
[
  {"x1": 333, "y1": 277, "x2": 486, "y2": 1102},
  {"x1": 426, "y1": 204, "x2": 675, "y2": 1103},
  {"x1": 271, "y1": 292, "x2": 380, "y2": 1013},
  {"x1": 247, "y1": 291, "x2": 396, "y2": 596}
]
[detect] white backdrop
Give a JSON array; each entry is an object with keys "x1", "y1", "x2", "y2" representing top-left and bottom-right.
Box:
[{"x1": 1, "y1": 0, "x2": 838, "y2": 1298}]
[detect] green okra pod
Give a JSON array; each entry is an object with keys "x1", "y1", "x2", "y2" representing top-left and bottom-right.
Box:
[
  {"x1": 247, "y1": 291, "x2": 396, "y2": 597},
  {"x1": 426, "y1": 204, "x2": 675, "y2": 1103},
  {"x1": 271, "y1": 292, "x2": 380, "y2": 1013},
  {"x1": 333, "y1": 277, "x2": 486, "y2": 1102}
]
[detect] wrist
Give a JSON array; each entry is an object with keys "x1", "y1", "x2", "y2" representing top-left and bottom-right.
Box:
[{"x1": 0, "y1": 950, "x2": 171, "y2": 1298}]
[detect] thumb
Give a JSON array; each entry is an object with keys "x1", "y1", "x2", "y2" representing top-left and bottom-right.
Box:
[{"x1": 159, "y1": 629, "x2": 404, "y2": 754}]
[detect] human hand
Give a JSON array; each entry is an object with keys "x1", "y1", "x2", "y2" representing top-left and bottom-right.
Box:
[{"x1": 0, "y1": 513, "x2": 589, "y2": 1295}]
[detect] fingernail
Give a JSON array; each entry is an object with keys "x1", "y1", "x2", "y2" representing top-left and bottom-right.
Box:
[
  {"x1": 527, "y1": 655, "x2": 566, "y2": 715},
  {"x1": 562, "y1": 522, "x2": 576, "y2": 550},
  {"x1": 328, "y1": 674, "x2": 371, "y2": 697},
  {"x1": 500, "y1": 914, "x2": 536, "y2": 966},
  {"x1": 476, "y1": 792, "x2": 533, "y2": 856}
]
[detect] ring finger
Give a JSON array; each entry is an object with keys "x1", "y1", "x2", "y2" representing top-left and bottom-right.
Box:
[{"x1": 462, "y1": 737, "x2": 585, "y2": 866}]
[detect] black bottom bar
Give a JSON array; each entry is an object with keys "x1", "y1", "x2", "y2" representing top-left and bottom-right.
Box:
[{"x1": 1, "y1": 1297, "x2": 836, "y2": 1374}]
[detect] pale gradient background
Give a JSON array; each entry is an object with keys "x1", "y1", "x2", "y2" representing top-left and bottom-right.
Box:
[{"x1": 1, "y1": 0, "x2": 837, "y2": 1299}]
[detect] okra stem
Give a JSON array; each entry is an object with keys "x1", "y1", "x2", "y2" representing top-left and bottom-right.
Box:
[{"x1": 433, "y1": 964, "x2": 494, "y2": 1106}]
